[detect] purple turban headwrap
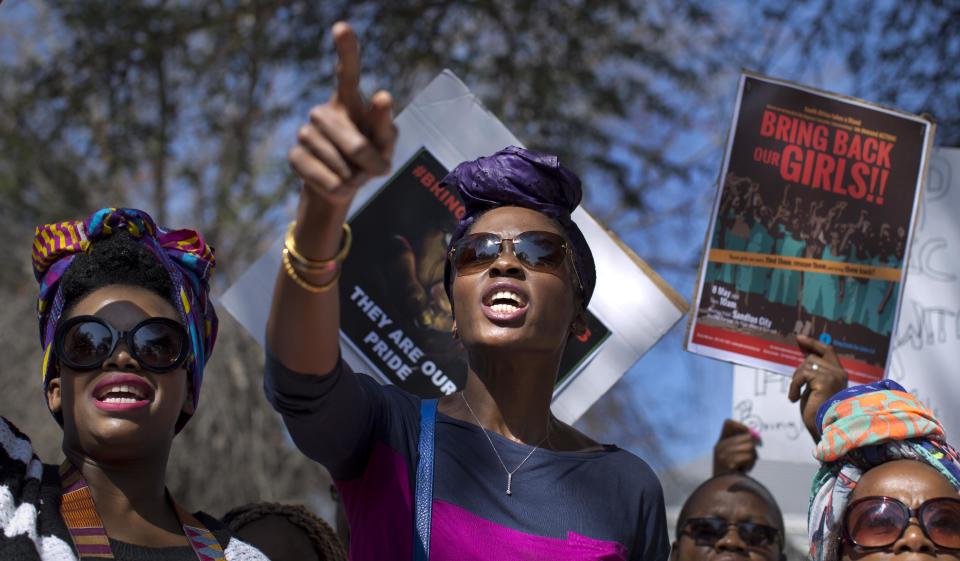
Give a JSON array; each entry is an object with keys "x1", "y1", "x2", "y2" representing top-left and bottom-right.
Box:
[
  {"x1": 441, "y1": 146, "x2": 596, "y2": 307},
  {"x1": 33, "y1": 207, "x2": 218, "y2": 431}
]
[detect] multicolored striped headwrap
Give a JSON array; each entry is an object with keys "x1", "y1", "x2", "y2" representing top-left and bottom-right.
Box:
[
  {"x1": 33, "y1": 208, "x2": 217, "y2": 430},
  {"x1": 807, "y1": 380, "x2": 960, "y2": 561}
]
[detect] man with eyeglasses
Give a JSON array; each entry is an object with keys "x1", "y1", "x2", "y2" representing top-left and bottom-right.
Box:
[
  {"x1": 670, "y1": 472, "x2": 786, "y2": 561},
  {"x1": 671, "y1": 334, "x2": 849, "y2": 561}
]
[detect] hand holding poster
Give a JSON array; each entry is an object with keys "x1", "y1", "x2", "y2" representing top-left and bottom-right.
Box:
[
  {"x1": 687, "y1": 72, "x2": 935, "y2": 382},
  {"x1": 222, "y1": 70, "x2": 688, "y2": 423}
]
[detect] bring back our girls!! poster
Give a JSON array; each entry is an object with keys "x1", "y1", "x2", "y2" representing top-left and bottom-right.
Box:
[{"x1": 686, "y1": 72, "x2": 935, "y2": 382}]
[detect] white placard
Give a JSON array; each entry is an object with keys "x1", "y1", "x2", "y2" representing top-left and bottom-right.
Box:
[
  {"x1": 886, "y1": 147, "x2": 960, "y2": 437},
  {"x1": 221, "y1": 70, "x2": 688, "y2": 424},
  {"x1": 732, "y1": 364, "x2": 816, "y2": 465}
]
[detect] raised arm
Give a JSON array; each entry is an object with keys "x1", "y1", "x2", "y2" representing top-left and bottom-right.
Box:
[
  {"x1": 266, "y1": 22, "x2": 397, "y2": 376},
  {"x1": 712, "y1": 419, "x2": 760, "y2": 476},
  {"x1": 787, "y1": 335, "x2": 848, "y2": 443}
]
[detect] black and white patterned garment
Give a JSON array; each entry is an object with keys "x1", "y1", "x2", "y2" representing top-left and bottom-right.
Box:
[{"x1": 0, "y1": 417, "x2": 270, "y2": 561}]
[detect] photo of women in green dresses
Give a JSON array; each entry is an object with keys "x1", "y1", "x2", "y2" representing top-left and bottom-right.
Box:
[{"x1": 696, "y1": 172, "x2": 908, "y2": 372}]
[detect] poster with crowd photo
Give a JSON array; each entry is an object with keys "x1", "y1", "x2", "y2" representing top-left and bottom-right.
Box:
[
  {"x1": 686, "y1": 71, "x2": 935, "y2": 382},
  {"x1": 339, "y1": 147, "x2": 610, "y2": 398}
]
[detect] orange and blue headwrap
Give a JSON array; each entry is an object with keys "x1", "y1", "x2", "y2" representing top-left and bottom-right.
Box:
[
  {"x1": 33, "y1": 208, "x2": 217, "y2": 428},
  {"x1": 808, "y1": 380, "x2": 960, "y2": 561}
]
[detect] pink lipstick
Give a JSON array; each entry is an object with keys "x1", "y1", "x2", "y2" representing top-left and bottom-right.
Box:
[{"x1": 91, "y1": 373, "x2": 154, "y2": 411}]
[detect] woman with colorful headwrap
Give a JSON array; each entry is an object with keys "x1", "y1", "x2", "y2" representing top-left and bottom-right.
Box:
[
  {"x1": 788, "y1": 335, "x2": 960, "y2": 561},
  {"x1": 806, "y1": 381, "x2": 960, "y2": 561},
  {"x1": 263, "y1": 21, "x2": 668, "y2": 561},
  {"x1": 0, "y1": 208, "x2": 269, "y2": 560}
]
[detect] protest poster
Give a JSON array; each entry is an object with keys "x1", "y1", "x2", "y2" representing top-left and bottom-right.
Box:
[
  {"x1": 687, "y1": 71, "x2": 935, "y2": 383},
  {"x1": 731, "y1": 147, "x2": 960, "y2": 464},
  {"x1": 221, "y1": 70, "x2": 688, "y2": 423}
]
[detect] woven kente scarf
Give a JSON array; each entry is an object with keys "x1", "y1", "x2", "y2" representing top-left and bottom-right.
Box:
[{"x1": 59, "y1": 461, "x2": 226, "y2": 560}]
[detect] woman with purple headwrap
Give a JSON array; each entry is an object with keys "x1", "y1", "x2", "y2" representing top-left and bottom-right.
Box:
[
  {"x1": 263, "y1": 22, "x2": 668, "y2": 561},
  {"x1": 0, "y1": 208, "x2": 269, "y2": 560}
]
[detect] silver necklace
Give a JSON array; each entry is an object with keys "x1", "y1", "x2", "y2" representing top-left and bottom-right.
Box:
[{"x1": 460, "y1": 392, "x2": 549, "y2": 496}]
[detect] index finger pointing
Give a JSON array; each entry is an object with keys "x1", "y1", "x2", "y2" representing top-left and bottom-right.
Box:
[
  {"x1": 788, "y1": 364, "x2": 813, "y2": 402},
  {"x1": 796, "y1": 334, "x2": 830, "y2": 358},
  {"x1": 331, "y1": 22, "x2": 364, "y2": 121},
  {"x1": 368, "y1": 90, "x2": 397, "y2": 163}
]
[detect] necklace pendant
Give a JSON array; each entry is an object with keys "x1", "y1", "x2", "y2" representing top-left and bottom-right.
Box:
[{"x1": 506, "y1": 473, "x2": 513, "y2": 496}]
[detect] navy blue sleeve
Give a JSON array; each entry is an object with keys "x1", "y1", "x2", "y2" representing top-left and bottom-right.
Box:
[
  {"x1": 263, "y1": 348, "x2": 386, "y2": 480},
  {"x1": 263, "y1": 346, "x2": 420, "y2": 481},
  {"x1": 632, "y1": 461, "x2": 670, "y2": 561}
]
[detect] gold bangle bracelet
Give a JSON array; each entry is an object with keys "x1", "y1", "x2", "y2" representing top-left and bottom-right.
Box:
[
  {"x1": 281, "y1": 247, "x2": 341, "y2": 293},
  {"x1": 284, "y1": 221, "x2": 352, "y2": 270}
]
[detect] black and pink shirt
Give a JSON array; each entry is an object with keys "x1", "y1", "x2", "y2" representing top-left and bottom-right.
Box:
[{"x1": 264, "y1": 350, "x2": 669, "y2": 561}]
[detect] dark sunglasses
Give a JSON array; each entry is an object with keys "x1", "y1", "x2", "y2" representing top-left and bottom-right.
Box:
[
  {"x1": 448, "y1": 231, "x2": 583, "y2": 293},
  {"x1": 683, "y1": 517, "x2": 781, "y2": 549},
  {"x1": 54, "y1": 315, "x2": 190, "y2": 373},
  {"x1": 843, "y1": 496, "x2": 960, "y2": 550}
]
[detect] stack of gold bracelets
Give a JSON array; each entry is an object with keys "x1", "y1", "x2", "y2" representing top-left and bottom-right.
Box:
[{"x1": 281, "y1": 221, "x2": 352, "y2": 293}]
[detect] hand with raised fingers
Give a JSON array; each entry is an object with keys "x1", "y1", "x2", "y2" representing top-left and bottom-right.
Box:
[
  {"x1": 788, "y1": 334, "x2": 848, "y2": 443},
  {"x1": 288, "y1": 22, "x2": 398, "y2": 207},
  {"x1": 713, "y1": 419, "x2": 761, "y2": 476}
]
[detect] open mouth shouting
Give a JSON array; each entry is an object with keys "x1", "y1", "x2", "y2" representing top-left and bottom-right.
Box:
[
  {"x1": 91, "y1": 373, "x2": 155, "y2": 411},
  {"x1": 481, "y1": 282, "x2": 530, "y2": 324}
]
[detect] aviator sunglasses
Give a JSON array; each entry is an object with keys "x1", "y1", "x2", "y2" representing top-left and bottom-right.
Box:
[
  {"x1": 54, "y1": 315, "x2": 190, "y2": 373},
  {"x1": 843, "y1": 496, "x2": 960, "y2": 550},
  {"x1": 448, "y1": 230, "x2": 583, "y2": 293},
  {"x1": 682, "y1": 517, "x2": 781, "y2": 550}
]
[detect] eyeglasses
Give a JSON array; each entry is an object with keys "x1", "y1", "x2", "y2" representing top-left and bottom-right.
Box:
[
  {"x1": 682, "y1": 517, "x2": 781, "y2": 549},
  {"x1": 448, "y1": 231, "x2": 583, "y2": 293},
  {"x1": 54, "y1": 315, "x2": 190, "y2": 373},
  {"x1": 843, "y1": 496, "x2": 960, "y2": 550}
]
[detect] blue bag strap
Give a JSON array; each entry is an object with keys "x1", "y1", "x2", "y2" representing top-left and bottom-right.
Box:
[{"x1": 413, "y1": 398, "x2": 438, "y2": 561}]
